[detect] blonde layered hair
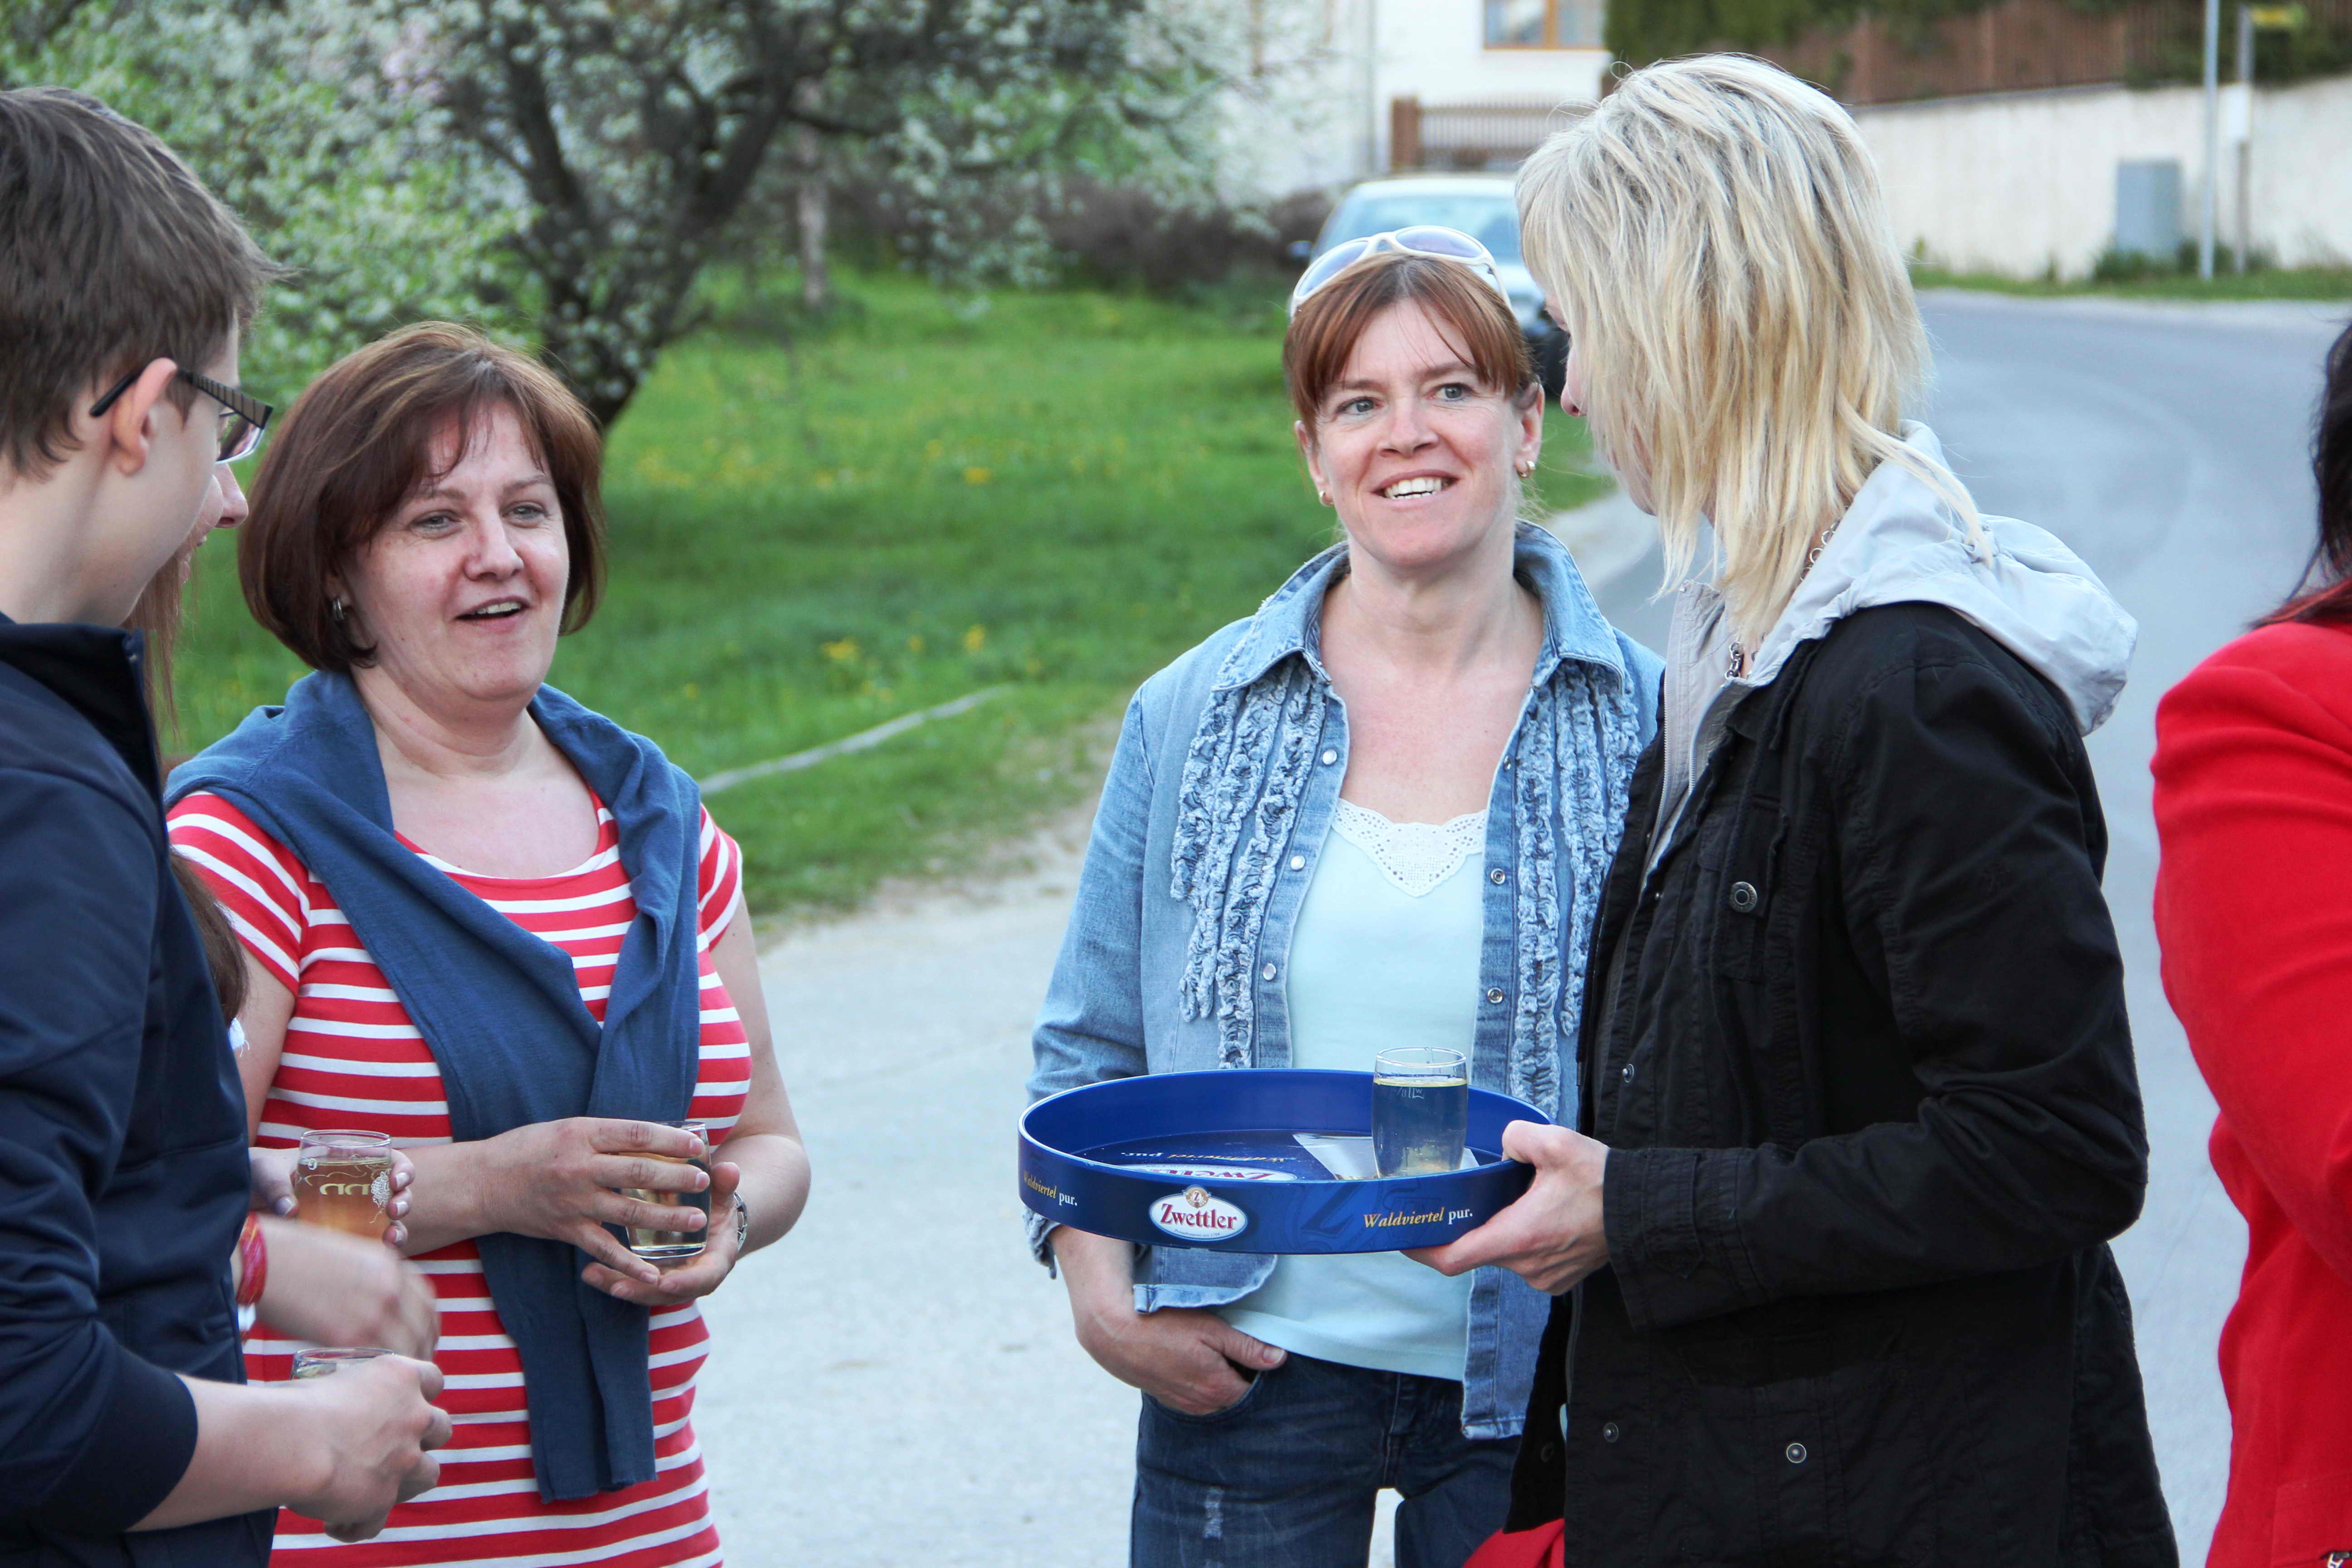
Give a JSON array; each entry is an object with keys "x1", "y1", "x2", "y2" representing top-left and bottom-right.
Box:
[{"x1": 1517, "y1": 54, "x2": 1981, "y2": 643}]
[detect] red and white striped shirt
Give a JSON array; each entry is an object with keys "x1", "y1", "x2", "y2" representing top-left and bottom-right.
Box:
[{"x1": 170, "y1": 791, "x2": 750, "y2": 1568}]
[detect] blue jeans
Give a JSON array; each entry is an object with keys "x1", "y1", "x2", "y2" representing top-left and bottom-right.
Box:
[{"x1": 1131, "y1": 1353, "x2": 1519, "y2": 1568}]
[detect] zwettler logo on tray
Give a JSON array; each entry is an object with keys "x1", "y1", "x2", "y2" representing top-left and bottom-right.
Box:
[{"x1": 1148, "y1": 1185, "x2": 1250, "y2": 1242}]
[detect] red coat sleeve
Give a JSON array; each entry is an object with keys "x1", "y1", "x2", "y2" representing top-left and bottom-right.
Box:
[{"x1": 2153, "y1": 621, "x2": 2352, "y2": 1283}]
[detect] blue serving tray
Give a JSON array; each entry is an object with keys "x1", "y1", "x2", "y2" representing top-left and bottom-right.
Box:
[{"x1": 1019, "y1": 1069, "x2": 1547, "y2": 1254}]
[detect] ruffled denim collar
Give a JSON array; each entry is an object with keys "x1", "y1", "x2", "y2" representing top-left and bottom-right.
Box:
[{"x1": 1167, "y1": 523, "x2": 1646, "y2": 1116}]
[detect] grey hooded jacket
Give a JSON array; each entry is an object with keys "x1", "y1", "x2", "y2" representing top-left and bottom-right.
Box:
[
  {"x1": 1650, "y1": 421, "x2": 2136, "y2": 861},
  {"x1": 1027, "y1": 523, "x2": 1660, "y2": 1439}
]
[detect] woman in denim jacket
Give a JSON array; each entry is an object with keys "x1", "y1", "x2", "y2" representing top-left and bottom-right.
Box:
[{"x1": 1027, "y1": 241, "x2": 1660, "y2": 1568}]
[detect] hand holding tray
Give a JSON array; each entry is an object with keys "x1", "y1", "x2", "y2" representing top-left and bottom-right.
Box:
[{"x1": 1018, "y1": 1069, "x2": 1548, "y2": 1254}]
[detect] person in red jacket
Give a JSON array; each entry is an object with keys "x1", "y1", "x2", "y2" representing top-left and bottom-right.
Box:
[{"x1": 2153, "y1": 316, "x2": 2352, "y2": 1568}]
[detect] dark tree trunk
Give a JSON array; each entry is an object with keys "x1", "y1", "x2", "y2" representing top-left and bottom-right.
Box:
[{"x1": 427, "y1": 0, "x2": 1150, "y2": 426}]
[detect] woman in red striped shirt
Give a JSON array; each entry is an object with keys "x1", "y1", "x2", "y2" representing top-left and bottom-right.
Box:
[{"x1": 167, "y1": 323, "x2": 809, "y2": 1568}]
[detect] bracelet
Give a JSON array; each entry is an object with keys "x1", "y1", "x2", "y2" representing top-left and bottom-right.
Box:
[{"x1": 235, "y1": 1213, "x2": 268, "y2": 1333}]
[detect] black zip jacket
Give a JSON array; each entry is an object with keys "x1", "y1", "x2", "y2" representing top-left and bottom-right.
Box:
[
  {"x1": 1506, "y1": 603, "x2": 2175, "y2": 1565},
  {"x1": 0, "y1": 615, "x2": 270, "y2": 1566}
]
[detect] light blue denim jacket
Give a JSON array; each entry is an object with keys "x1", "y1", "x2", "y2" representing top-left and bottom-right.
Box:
[{"x1": 1027, "y1": 523, "x2": 1661, "y2": 1439}]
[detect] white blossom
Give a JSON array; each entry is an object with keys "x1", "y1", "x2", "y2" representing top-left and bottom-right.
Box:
[{"x1": 9, "y1": 0, "x2": 1333, "y2": 421}]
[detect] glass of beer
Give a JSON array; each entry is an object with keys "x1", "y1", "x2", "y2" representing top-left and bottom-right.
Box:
[
  {"x1": 293, "y1": 1129, "x2": 396, "y2": 1240},
  {"x1": 621, "y1": 1118, "x2": 711, "y2": 1264},
  {"x1": 1372, "y1": 1048, "x2": 1470, "y2": 1178},
  {"x1": 292, "y1": 1347, "x2": 391, "y2": 1379}
]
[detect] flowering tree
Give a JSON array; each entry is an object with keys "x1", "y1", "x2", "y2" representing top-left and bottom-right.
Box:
[
  {"x1": 406, "y1": 0, "x2": 1278, "y2": 422},
  {"x1": 9, "y1": 0, "x2": 1323, "y2": 424},
  {"x1": 3, "y1": 0, "x2": 525, "y2": 399}
]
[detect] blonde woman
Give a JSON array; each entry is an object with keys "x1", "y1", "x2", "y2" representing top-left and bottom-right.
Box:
[{"x1": 1412, "y1": 57, "x2": 2176, "y2": 1565}]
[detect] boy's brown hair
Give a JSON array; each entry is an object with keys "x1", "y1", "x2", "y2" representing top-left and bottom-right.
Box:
[
  {"x1": 239, "y1": 323, "x2": 608, "y2": 674},
  {"x1": 0, "y1": 88, "x2": 276, "y2": 478}
]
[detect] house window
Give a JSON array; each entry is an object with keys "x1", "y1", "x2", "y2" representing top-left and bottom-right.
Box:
[{"x1": 1483, "y1": 0, "x2": 1596, "y2": 47}]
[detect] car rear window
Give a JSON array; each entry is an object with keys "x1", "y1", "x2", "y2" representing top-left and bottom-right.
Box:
[{"x1": 1318, "y1": 194, "x2": 1521, "y2": 262}]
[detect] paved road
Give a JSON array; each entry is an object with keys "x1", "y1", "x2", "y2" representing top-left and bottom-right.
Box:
[
  {"x1": 702, "y1": 294, "x2": 2350, "y2": 1564},
  {"x1": 1926, "y1": 293, "x2": 2343, "y2": 1557}
]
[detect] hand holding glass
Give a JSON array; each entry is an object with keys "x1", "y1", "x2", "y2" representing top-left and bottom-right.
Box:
[
  {"x1": 294, "y1": 1130, "x2": 396, "y2": 1240},
  {"x1": 620, "y1": 1118, "x2": 711, "y2": 1262}
]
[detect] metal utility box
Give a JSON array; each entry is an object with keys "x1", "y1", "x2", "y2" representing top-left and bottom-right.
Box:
[{"x1": 2115, "y1": 160, "x2": 2183, "y2": 260}]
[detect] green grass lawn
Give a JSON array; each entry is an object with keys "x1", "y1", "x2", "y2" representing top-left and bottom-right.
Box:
[
  {"x1": 173, "y1": 272, "x2": 1605, "y2": 917},
  {"x1": 1910, "y1": 261, "x2": 2352, "y2": 302}
]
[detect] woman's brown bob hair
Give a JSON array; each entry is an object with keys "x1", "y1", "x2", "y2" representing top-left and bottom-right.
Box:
[
  {"x1": 1282, "y1": 251, "x2": 1538, "y2": 429},
  {"x1": 239, "y1": 322, "x2": 607, "y2": 675}
]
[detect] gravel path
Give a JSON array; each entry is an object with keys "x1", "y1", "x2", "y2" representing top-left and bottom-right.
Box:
[{"x1": 696, "y1": 816, "x2": 1137, "y2": 1566}]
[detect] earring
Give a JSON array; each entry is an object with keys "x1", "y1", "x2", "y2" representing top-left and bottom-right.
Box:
[
  {"x1": 330, "y1": 598, "x2": 348, "y2": 623},
  {"x1": 1317, "y1": 490, "x2": 1331, "y2": 506},
  {"x1": 1515, "y1": 461, "x2": 1533, "y2": 477}
]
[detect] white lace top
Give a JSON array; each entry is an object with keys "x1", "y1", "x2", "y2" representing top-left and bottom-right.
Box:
[{"x1": 1327, "y1": 799, "x2": 1490, "y2": 897}]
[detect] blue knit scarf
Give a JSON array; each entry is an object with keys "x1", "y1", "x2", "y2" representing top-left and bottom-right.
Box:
[{"x1": 167, "y1": 671, "x2": 703, "y2": 1502}]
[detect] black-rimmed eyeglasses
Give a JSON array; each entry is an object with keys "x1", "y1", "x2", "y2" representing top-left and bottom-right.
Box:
[{"x1": 88, "y1": 364, "x2": 274, "y2": 464}]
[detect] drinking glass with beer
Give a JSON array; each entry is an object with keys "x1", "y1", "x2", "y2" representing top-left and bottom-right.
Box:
[
  {"x1": 294, "y1": 1129, "x2": 397, "y2": 1240},
  {"x1": 620, "y1": 1118, "x2": 712, "y2": 1263}
]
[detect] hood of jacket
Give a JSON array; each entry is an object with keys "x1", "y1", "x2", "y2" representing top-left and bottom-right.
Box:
[
  {"x1": 1648, "y1": 423, "x2": 2135, "y2": 867},
  {"x1": 1738, "y1": 422, "x2": 2135, "y2": 734}
]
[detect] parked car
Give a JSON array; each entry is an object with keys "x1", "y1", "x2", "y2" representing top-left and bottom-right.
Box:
[{"x1": 1298, "y1": 174, "x2": 1568, "y2": 395}]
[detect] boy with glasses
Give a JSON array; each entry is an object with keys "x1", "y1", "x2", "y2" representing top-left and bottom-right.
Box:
[{"x1": 0, "y1": 87, "x2": 448, "y2": 1564}]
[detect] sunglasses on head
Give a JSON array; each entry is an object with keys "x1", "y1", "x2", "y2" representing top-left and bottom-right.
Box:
[
  {"x1": 89, "y1": 363, "x2": 274, "y2": 464},
  {"x1": 1288, "y1": 226, "x2": 1512, "y2": 318}
]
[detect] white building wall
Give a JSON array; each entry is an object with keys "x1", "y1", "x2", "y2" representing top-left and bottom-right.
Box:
[
  {"x1": 1224, "y1": 0, "x2": 1612, "y2": 199},
  {"x1": 1857, "y1": 74, "x2": 2352, "y2": 279},
  {"x1": 1365, "y1": 0, "x2": 1610, "y2": 172}
]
